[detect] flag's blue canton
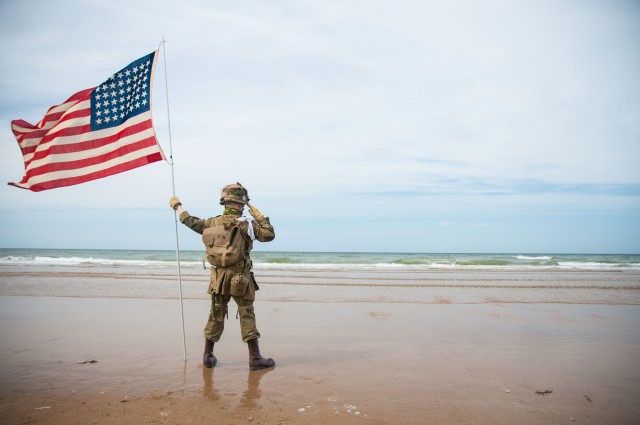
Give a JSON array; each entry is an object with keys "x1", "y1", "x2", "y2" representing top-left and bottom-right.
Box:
[{"x1": 90, "y1": 51, "x2": 155, "y2": 131}]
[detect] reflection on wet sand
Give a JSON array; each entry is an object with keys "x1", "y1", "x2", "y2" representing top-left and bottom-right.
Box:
[
  {"x1": 202, "y1": 366, "x2": 274, "y2": 407},
  {"x1": 201, "y1": 368, "x2": 219, "y2": 401},
  {"x1": 241, "y1": 368, "x2": 274, "y2": 408}
]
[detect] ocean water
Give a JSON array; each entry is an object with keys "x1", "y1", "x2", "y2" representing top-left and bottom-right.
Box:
[
  {"x1": 2, "y1": 248, "x2": 640, "y2": 304},
  {"x1": 0, "y1": 248, "x2": 639, "y2": 271}
]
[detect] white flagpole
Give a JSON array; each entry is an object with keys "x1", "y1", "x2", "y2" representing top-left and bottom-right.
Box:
[{"x1": 161, "y1": 36, "x2": 187, "y2": 361}]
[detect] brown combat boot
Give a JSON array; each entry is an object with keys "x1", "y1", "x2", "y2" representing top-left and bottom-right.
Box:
[
  {"x1": 247, "y1": 338, "x2": 275, "y2": 371},
  {"x1": 203, "y1": 339, "x2": 217, "y2": 368}
]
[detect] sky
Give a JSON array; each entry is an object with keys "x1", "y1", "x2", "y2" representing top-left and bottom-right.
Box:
[{"x1": 0, "y1": 0, "x2": 638, "y2": 254}]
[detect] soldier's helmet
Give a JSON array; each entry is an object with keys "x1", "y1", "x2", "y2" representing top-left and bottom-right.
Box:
[{"x1": 219, "y1": 182, "x2": 250, "y2": 206}]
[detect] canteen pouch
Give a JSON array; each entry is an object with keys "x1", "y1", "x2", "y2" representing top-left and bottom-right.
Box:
[{"x1": 230, "y1": 274, "x2": 250, "y2": 297}]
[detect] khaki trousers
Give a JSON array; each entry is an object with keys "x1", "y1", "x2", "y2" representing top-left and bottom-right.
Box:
[{"x1": 204, "y1": 294, "x2": 260, "y2": 343}]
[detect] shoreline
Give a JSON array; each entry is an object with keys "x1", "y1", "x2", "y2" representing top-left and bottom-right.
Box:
[{"x1": 1, "y1": 265, "x2": 639, "y2": 305}]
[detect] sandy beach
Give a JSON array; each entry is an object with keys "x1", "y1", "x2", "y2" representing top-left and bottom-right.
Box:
[{"x1": 1, "y1": 264, "x2": 639, "y2": 424}]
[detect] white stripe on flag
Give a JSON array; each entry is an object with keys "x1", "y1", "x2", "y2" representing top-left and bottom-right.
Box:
[
  {"x1": 27, "y1": 125, "x2": 155, "y2": 169},
  {"x1": 15, "y1": 145, "x2": 163, "y2": 188},
  {"x1": 22, "y1": 112, "x2": 151, "y2": 164}
]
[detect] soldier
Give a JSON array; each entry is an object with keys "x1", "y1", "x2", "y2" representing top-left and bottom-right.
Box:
[{"x1": 169, "y1": 183, "x2": 276, "y2": 370}]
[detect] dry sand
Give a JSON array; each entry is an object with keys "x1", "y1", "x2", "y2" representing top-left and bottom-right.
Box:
[{"x1": 1, "y1": 268, "x2": 639, "y2": 424}]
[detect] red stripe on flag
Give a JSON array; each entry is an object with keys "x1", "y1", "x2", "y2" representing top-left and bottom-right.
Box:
[
  {"x1": 25, "y1": 120, "x2": 152, "y2": 165},
  {"x1": 16, "y1": 88, "x2": 93, "y2": 133},
  {"x1": 15, "y1": 108, "x2": 92, "y2": 144},
  {"x1": 21, "y1": 123, "x2": 92, "y2": 165},
  {"x1": 10, "y1": 152, "x2": 163, "y2": 192},
  {"x1": 21, "y1": 123, "x2": 92, "y2": 159},
  {"x1": 22, "y1": 119, "x2": 151, "y2": 169},
  {"x1": 21, "y1": 136, "x2": 160, "y2": 181}
]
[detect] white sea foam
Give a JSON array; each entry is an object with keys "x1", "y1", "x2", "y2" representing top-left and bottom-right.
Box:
[
  {"x1": 252, "y1": 261, "x2": 602, "y2": 271},
  {"x1": 1, "y1": 255, "x2": 202, "y2": 269},
  {"x1": 515, "y1": 255, "x2": 553, "y2": 260},
  {"x1": 2, "y1": 250, "x2": 640, "y2": 271},
  {"x1": 556, "y1": 261, "x2": 626, "y2": 270}
]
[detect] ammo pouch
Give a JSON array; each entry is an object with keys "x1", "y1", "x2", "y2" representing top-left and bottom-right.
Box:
[
  {"x1": 202, "y1": 221, "x2": 249, "y2": 268},
  {"x1": 230, "y1": 274, "x2": 250, "y2": 297}
]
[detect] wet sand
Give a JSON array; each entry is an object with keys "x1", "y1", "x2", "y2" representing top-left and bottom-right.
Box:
[{"x1": 1, "y1": 267, "x2": 639, "y2": 424}]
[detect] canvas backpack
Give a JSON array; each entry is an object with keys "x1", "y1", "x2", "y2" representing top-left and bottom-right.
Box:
[{"x1": 202, "y1": 219, "x2": 251, "y2": 268}]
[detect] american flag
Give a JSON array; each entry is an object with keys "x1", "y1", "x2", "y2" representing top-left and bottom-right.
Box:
[{"x1": 8, "y1": 50, "x2": 165, "y2": 192}]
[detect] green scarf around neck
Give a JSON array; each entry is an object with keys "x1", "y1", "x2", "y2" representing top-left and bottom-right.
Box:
[{"x1": 223, "y1": 206, "x2": 242, "y2": 216}]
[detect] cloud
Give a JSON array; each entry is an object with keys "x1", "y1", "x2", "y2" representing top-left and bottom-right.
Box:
[{"x1": 0, "y1": 0, "x2": 638, "y2": 252}]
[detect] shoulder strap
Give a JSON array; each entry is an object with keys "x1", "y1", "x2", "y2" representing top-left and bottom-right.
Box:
[{"x1": 233, "y1": 220, "x2": 252, "y2": 251}]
